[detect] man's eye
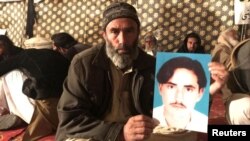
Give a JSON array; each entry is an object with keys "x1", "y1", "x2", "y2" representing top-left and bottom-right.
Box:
[
  {"x1": 166, "y1": 84, "x2": 174, "y2": 89},
  {"x1": 110, "y1": 29, "x2": 119, "y2": 34},
  {"x1": 186, "y1": 87, "x2": 194, "y2": 92},
  {"x1": 124, "y1": 28, "x2": 133, "y2": 33}
]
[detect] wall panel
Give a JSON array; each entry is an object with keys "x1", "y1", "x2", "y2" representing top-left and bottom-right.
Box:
[{"x1": 0, "y1": 0, "x2": 238, "y2": 52}]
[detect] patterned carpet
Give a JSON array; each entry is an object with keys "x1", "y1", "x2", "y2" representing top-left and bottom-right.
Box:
[
  {"x1": 0, "y1": 128, "x2": 55, "y2": 141},
  {"x1": 209, "y1": 93, "x2": 227, "y2": 124}
]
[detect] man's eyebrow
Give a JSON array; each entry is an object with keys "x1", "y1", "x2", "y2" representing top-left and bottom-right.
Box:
[
  {"x1": 183, "y1": 85, "x2": 195, "y2": 88},
  {"x1": 165, "y1": 82, "x2": 176, "y2": 85},
  {"x1": 111, "y1": 26, "x2": 135, "y2": 30},
  {"x1": 166, "y1": 82, "x2": 196, "y2": 88}
]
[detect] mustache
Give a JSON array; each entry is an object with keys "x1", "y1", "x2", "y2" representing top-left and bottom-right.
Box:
[
  {"x1": 170, "y1": 102, "x2": 186, "y2": 108},
  {"x1": 116, "y1": 44, "x2": 130, "y2": 50}
]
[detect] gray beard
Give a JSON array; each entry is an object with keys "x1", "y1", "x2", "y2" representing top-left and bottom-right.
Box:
[{"x1": 105, "y1": 41, "x2": 138, "y2": 70}]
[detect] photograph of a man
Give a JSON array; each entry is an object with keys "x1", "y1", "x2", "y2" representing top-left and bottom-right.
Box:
[{"x1": 153, "y1": 53, "x2": 210, "y2": 133}]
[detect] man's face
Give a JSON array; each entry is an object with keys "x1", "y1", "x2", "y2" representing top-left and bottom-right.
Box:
[
  {"x1": 52, "y1": 43, "x2": 68, "y2": 56},
  {"x1": 187, "y1": 37, "x2": 198, "y2": 52},
  {"x1": 103, "y1": 18, "x2": 139, "y2": 69},
  {"x1": 144, "y1": 37, "x2": 156, "y2": 50},
  {"x1": 158, "y1": 68, "x2": 203, "y2": 128}
]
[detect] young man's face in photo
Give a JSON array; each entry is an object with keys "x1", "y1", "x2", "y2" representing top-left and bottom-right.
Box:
[{"x1": 158, "y1": 68, "x2": 204, "y2": 128}]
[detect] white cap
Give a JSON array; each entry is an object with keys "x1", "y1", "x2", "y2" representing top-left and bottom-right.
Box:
[{"x1": 24, "y1": 36, "x2": 52, "y2": 49}]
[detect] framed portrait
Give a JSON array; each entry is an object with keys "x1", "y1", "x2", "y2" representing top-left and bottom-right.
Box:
[{"x1": 153, "y1": 52, "x2": 211, "y2": 133}]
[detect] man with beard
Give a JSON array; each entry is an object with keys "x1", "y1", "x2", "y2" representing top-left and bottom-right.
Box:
[
  {"x1": 177, "y1": 32, "x2": 205, "y2": 53},
  {"x1": 56, "y1": 2, "x2": 229, "y2": 141}
]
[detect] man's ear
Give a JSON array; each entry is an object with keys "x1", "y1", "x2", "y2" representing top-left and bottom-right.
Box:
[
  {"x1": 102, "y1": 31, "x2": 106, "y2": 39},
  {"x1": 196, "y1": 88, "x2": 204, "y2": 102},
  {"x1": 158, "y1": 84, "x2": 164, "y2": 96}
]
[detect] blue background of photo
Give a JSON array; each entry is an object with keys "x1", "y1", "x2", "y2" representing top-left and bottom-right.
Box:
[{"x1": 153, "y1": 52, "x2": 211, "y2": 116}]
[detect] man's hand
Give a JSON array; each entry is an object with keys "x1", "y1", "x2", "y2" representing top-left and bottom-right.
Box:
[
  {"x1": 123, "y1": 115, "x2": 156, "y2": 141},
  {"x1": 209, "y1": 62, "x2": 229, "y2": 95}
]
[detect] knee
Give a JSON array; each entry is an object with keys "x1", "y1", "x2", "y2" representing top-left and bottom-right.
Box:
[{"x1": 227, "y1": 96, "x2": 250, "y2": 124}]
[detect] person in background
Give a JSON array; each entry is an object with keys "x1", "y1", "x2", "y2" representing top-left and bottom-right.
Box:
[
  {"x1": 0, "y1": 35, "x2": 26, "y2": 128},
  {"x1": 177, "y1": 32, "x2": 205, "y2": 53},
  {"x1": 51, "y1": 32, "x2": 90, "y2": 61},
  {"x1": 153, "y1": 57, "x2": 208, "y2": 133},
  {"x1": 0, "y1": 36, "x2": 70, "y2": 140},
  {"x1": 56, "y1": 2, "x2": 228, "y2": 141},
  {"x1": 211, "y1": 28, "x2": 250, "y2": 125},
  {"x1": 142, "y1": 32, "x2": 163, "y2": 56},
  {"x1": 0, "y1": 35, "x2": 25, "y2": 117}
]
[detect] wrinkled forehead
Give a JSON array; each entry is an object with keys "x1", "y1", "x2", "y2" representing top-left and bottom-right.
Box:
[{"x1": 106, "y1": 18, "x2": 138, "y2": 30}]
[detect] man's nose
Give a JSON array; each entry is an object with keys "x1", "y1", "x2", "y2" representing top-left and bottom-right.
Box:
[
  {"x1": 175, "y1": 88, "x2": 183, "y2": 103},
  {"x1": 118, "y1": 32, "x2": 127, "y2": 44}
]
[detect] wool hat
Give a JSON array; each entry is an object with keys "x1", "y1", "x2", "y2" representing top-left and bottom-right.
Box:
[{"x1": 102, "y1": 2, "x2": 140, "y2": 30}]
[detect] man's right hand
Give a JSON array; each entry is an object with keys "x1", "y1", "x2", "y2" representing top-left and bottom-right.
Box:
[{"x1": 123, "y1": 115, "x2": 156, "y2": 141}]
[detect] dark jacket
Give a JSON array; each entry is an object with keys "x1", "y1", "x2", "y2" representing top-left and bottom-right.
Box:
[
  {"x1": 56, "y1": 44, "x2": 156, "y2": 141},
  {"x1": 0, "y1": 45, "x2": 23, "y2": 62},
  {"x1": 0, "y1": 49, "x2": 70, "y2": 99},
  {"x1": 65, "y1": 43, "x2": 90, "y2": 60}
]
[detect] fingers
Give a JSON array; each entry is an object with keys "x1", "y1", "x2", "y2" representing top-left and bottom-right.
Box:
[
  {"x1": 124, "y1": 115, "x2": 155, "y2": 141},
  {"x1": 208, "y1": 62, "x2": 229, "y2": 95},
  {"x1": 209, "y1": 62, "x2": 228, "y2": 81}
]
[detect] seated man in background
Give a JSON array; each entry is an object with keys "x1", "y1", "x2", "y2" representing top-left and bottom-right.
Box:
[
  {"x1": 0, "y1": 36, "x2": 70, "y2": 140},
  {"x1": 177, "y1": 32, "x2": 205, "y2": 53},
  {"x1": 142, "y1": 32, "x2": 163, "y2": 56},
  {"x1": 212, "y1": 28, "x2": 250, "y2": 125},
  {"x1": 0, "y1": 35, "x2": 28, "y2": 129},
  {"x1": 51, "y1": 32, "x2": 90, "y2": 61},
  {"x1": 0, "y1": 35, "x2": 25, "y2": 117}
]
